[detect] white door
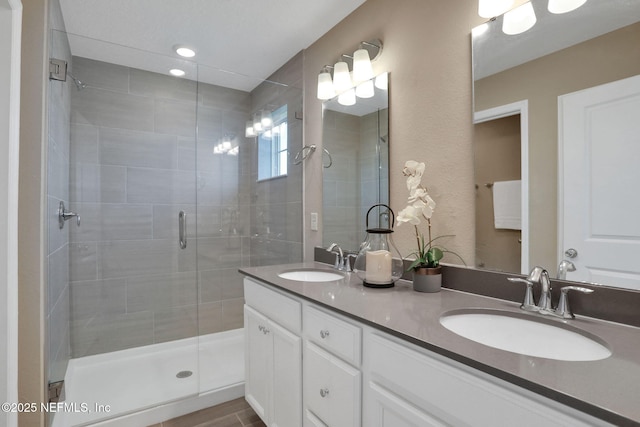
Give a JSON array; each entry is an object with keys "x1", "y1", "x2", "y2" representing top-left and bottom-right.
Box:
[
  {"x1": 559, "y1": 74, "x2": 640, "y2": 289},
  {"x1": 271, "y1": 320, "x2": 302, "y2": 427},
  {"x1": 244, "y1": 305, "x2": 271, "y2": 423}
]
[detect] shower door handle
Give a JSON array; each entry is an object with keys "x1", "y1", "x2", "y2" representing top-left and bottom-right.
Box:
[{"x1": 178, "y1": 211, "x2": 187, "y2": 249}]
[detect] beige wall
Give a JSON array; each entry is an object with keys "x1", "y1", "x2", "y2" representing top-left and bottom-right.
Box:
[
  {"x1": 475, "y1": 22, "x2": 640, "y2": 270},
  {"x1": 18, "y1": 0, "x2": 48, "y2": 424},
  {"x1": 304, "y1": 0, "x2": 481, "y2": 263}
]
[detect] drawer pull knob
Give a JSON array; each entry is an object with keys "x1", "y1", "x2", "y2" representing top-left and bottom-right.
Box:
[
  {"x1": 320, "y1": 388, "x2": 329, "y2": 398},
  {"x1": 320, "y1": 330, "x2": 330, "y2": 339},
  {"x1": 263, "y1": 328, "x2": 270, "y2": 335}
]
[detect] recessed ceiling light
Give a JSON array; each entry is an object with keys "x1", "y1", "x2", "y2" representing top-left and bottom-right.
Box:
[
  {"x1": 169, "y1": 69, "x2": 186, "y2": 77},
  {"x1": 174, "y1": 45, "x2": 196, "y2": 58}
]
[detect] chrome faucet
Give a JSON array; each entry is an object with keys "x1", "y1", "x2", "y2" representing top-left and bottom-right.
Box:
[
  {"x1": 509, "y1": 265, "x2": 593, "y2": 318},
  {"x1": 507, "y1": 266, "x2": 551, "y2": 312},
  {"x1": 327, "y1": 243, "x2": 343, "y2": 270},
  {"x1": 557, "y1": 259, "x2": 576, "y2": 280}
]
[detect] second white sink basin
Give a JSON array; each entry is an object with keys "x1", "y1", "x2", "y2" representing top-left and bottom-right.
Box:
[
  {"x1": 440, "y1": 309, "x2": 611, "y2": 361},
  {"x1": 278, "y1": 269, "x2": 345, "y2": 282}
]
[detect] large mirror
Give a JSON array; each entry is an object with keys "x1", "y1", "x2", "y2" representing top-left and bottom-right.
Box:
[
  {"x1": 322, "y1": 73, "x2": 389, "y2": 252},
  {"x1": 472, "y1": 0, "x2": 640, "y2": 289}
]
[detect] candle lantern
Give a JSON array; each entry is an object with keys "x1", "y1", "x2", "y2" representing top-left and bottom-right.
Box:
[{"x1": 353, "y1": 204, "x2": 404, "y2": 288}]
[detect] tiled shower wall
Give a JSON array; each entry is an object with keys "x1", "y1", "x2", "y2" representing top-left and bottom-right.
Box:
[
  {"x1": 322, "y1": 108, "x2": 389, "y2": 251},
  {"x1": 249, "y1": 53, "x2": 304, "y2": 266},
  {"x1": 68, "y1": 57, "x2": 254, "y2": 357}
]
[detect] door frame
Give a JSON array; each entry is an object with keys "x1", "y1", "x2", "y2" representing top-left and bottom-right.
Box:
[
  {"x1": 1, "y1": 0, "x2": 22, "y2": 426},
  {"x1": 473, "y1": 100, "x2": 529, "y2": 274}
]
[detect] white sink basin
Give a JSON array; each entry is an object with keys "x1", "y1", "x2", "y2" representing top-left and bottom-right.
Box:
[
  {"x1": 440, "y1": 309, "x2": 611, "y2": 361},
  {"x1": 278, "y1": 269, "x2": 345, "y2": 282}
]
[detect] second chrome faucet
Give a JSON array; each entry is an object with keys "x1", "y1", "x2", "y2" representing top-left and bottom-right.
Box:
[{"x1": 508, "y1": 266, "x2": 593, "y2": 319}]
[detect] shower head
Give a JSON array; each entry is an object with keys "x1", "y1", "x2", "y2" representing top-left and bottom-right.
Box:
[{"x1": 67, "y1": 73, "x2": 87, "y2": 90}]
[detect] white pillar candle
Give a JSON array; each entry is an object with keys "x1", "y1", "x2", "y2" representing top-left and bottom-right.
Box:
[{"x1": 365, "y1": 250, "x2": 392, "y2": 284}]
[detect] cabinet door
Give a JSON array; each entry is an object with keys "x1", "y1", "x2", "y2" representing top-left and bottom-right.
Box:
[
  {"x1": 364, "y1": 381, "x2": 447, "y2": 427},
  {"x1": 304, "y1": 342, "x2": 361, "y2": 427},
  {"x1": 244, "y1": 305, "x2": 272, "y2": 422},
  {"x1": 271, "y1": 319, "x2": 302, "y2": 427}
]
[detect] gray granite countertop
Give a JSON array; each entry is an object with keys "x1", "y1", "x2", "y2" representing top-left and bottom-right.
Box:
[{"x1": 240, "y1": 262, "x2": 640, "y2": 427}]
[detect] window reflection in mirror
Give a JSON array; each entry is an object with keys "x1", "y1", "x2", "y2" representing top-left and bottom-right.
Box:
[{"x1": 322, "y1": 73, "x2": 389, "y2": 252}]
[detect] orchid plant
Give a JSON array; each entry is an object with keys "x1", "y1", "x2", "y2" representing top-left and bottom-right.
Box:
[{"x1": 396, "y1": 161, "x2": 463, "y2": 270}]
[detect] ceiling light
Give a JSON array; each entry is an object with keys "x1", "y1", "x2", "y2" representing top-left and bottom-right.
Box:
[
  {"x1": 548, "y1": 0, "x2": 587, "y2": 14},
  {"x1": 502, "y1": 2, "x2": 537, "y2": 35},
  {"x1": 478, "y1": 0, "x2": 514, "y2": 18},
  {"x1": 317, "y1": 67, "x2": 336, "y2": 100},
  {"x1": 169, "y1": 69, "x2": 186, "y2": 77},
  {"x1": 174, "y1": 45, "x2": 196, "y2": 58},
  {"x1": 333, "y1": 61, "x2": 353, "y2": 94}
]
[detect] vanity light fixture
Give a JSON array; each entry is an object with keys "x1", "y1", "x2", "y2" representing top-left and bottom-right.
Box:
[
  {"x1": 353, "y1": 43, "x2": 375, "y2": 83},
  {"x1": 374, "y1": 72, "x2": 388, "y2": 90},
  {"x1": 332, "y1": 60, "x2": 353, "y2": 93},
  {"x1": 355, "y1": 79, "x2": 375, "y2": 98},
  {"x1": 502, "y1": 1, "x2": 537, "y2": 35},
  {"x1": 252, "y1": 112, "x2": 263, "y2": 133},
  {"x1": 173, "y1": 45, "x2": 196, "y2": 58},
  {"x1": 245, "y1": 120, "x2": 256, "y2": 138},
  {"x1": 316, "y1": 39, "x2": 383, "y2": 101},
  {"x1": 169, "y1": 68, "x2": 186, "y2": 77},
  {"x1": 338, "y1": 88, "x2": 356, "y2": 106},
  {"x1": 261, "y1": 110, "x2": 273, "y2": 130},
  {"x1": 317, "y1": 66, "x2": 336, "y2": 100},
  {"x1": 547, "y1": 0, "x2": 587, "y2": 14},
  {"x1": 478, "y1": 0, "x2": 514, "y2": 18}
]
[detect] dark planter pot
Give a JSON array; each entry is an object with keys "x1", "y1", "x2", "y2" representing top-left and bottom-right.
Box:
[{"x1": 412, "y1": 266, "x2": 442, "y2": 293}]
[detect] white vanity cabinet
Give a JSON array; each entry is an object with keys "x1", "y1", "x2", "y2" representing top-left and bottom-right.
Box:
[
  {"x1": 302, "y1": 305, "x2": 362, "y2": 427},
  {"x1": 243, "y1": 275, "x2": 612, "y2": 427},
  {"x1": 244, "y1": 278, "x2": 302, "y2": 427},
  {"x1": 363, "y1": 332, "x2": 611, "y2": 427}
]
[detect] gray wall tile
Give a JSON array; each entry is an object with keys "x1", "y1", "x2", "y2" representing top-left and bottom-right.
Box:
[{"x1": 100, "y1": 128, "x2": 178, "y2": 169}]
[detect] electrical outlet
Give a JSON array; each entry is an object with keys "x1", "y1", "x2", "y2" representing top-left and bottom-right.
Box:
[{"x1": 311, "y1": 212, "x2": 318, "y2": 231}]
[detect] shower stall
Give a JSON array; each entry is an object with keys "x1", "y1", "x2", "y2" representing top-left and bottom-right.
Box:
[{"x1": 46, "y1": 26, "x2": 303, "y2": 426}]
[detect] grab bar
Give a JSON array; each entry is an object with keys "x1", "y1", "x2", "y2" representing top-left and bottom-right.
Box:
[{"x1": 178, "y1": 211, "x2": 187, "y2": 249}]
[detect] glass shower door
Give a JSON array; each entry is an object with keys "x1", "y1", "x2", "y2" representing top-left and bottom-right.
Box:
[{"x1": 48, "y1": 30, "x2": 201, "y2": 425}]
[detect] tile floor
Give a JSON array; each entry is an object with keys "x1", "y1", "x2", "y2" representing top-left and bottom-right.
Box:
[{"x1": 148, "y1": 398, "x2": 266, "y2": 427}]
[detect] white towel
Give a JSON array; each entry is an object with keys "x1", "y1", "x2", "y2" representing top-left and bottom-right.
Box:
[{"x1": 492, "y1": 180, "x2": 521, "y2": 230}]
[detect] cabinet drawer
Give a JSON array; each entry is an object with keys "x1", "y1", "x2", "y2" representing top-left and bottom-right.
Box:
[
  {"x1": 365, "y1": 332, "x2": 602, "y2": 427},
  {"x1": 304, "y1": 304, "x2": 361, "y2": 366},
  {"x1": 304, "y1": 342, "x2": 361, "y2": 427},
  {"x1": 244, "y1": 278, "x2": 301, "y2": 333}
]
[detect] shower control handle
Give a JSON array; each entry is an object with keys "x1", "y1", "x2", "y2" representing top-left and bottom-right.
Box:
[
  {"x1": 58, "y1": 201, "x2": 80, "y2": 229},
  {"x1": 179, "y1": 211, "x2": 187, "y2": 249}
]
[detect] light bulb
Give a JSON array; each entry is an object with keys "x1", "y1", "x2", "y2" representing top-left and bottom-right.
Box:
[
  {"x1": 253, "y1": 113, "x2": 263, "y2": 132},
  {"x1": 478, "y1": 0, "x2": 514, "y2": 18},
  {"x1": 375, "y1": 72, "x2": 388, "y2": 90},
  {"x1": 261, "y1": 110, "x2": 273, "y2": 130},
  {"x1": 317, "y1": 69, "x2": 336, "y2": 100},
  {"x1": 338, "y1": 88, "x2": 356, "y2": 106},
  {"x1": 356, "y1": 79, "x2": 375, "y2": 98},
  {"x1": 333, "y1": 61, "x2": 353, "y2": 93},
  {"x1": 245, "y1": 121, "x2": 256, "y2": 137},
  {"x1": 502, "y1": 2, "x2": 536, "y2": 35},
  {"x1": 169, "y1": 69, "x2": 186, "y2": 77},
  {"x1": 548, "y1": 0, "x2": 587, "y2": 14},
  {"x1": 353, "y1": 48, "x2": 374, "y2": 83}
]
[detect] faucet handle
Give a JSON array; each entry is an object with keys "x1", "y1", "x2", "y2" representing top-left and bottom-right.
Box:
[
  {"x1": 343, "y1": 254, "x2": 357, "y2": 272},
  {"x1": 555, "y1": 286, "x2": 594, "y2": 319},
  {"x1": 507, "y1": 277, "x2": 538, "y2": 312}
]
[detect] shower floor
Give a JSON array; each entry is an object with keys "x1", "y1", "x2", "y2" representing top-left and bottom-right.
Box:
[{"x1": 52, "y1": 329, "x2": 244, "y2": 427}]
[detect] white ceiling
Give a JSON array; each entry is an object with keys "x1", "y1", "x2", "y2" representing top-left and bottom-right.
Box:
[{"x1": 59, "y1": 0, "x2": 367, "y2": 91}]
